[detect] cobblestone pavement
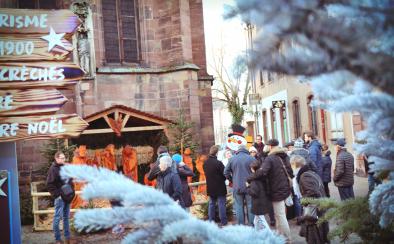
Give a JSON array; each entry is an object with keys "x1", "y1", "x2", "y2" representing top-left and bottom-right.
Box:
[{"x1": 23, "y1": 175, "x2": 368, "y2": 244}]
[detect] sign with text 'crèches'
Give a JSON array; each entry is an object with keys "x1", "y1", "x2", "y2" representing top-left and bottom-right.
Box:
[{"x1": 0, "y1": 8, "x2": 88, "y2": 142}]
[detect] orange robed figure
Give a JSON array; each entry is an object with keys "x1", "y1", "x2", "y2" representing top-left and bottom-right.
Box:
[
  {"x1": 195, "y1": 154, "x2": 208, "y2": 194},
  {"x1": 182, "y1": 148, "x2": 194, "y2": 184},
  {"x1": 71, "y1": 145, "x2": 87, "y2": 208},
  {"x1": 101, "y1": 144, "x2": 116, "y2": 171},
  {"x1": 87, "y1": 150, "x2": 101, "y2": 167},
  {"x1": 144, "y1": 173, "x2": 156, "y2": 187},
  {"x1": 122, "y1": 145, "x2": 138, "y2": 182}
]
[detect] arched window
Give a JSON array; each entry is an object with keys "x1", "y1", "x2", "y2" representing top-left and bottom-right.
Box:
[
  {"x1": 307, "y1": 95, "x2": 319, "y2": 137},
  {"x1": 280, "y1": 106, "x2": 289, "y2": 143},
  {"x1": 292, "y1": 99, "x2": 301, "y2": 138}
]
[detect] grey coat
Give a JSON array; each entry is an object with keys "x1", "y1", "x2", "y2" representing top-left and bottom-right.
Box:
[{"x1": 224, "y1": 148, "x2": 254, "y2": 194}]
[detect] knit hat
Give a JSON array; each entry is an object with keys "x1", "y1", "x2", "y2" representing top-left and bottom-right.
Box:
[
  {"x1": 249, "y1": 146, "x2": 258, "y2": 153},
  {"x1": 294, "y1": 138, "x2": 304, "y2": 148},
  {"x1": 172, "y1": 154, "x2": 182, "y2": 164}
]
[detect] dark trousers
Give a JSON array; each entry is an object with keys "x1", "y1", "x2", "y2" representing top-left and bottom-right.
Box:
[
  {"x1": 338, "y1": 186, "x2": 354, "y2": 201},
  {"x1": 323, "y1": 182, "x2": 330, "y2": 198}
]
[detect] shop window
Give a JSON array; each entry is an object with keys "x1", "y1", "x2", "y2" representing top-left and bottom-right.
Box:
[{"x1": 330, "y1": 112, "x2": 344, "y2": 139}]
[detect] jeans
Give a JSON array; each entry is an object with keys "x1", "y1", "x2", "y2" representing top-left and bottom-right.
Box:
[
  {"x1": 53, "y1": 197, "x2": 71, "y2": 241},
  {"x1": 293, "y1": 195, "x2": 302, "y2": 217},
  {"x1": 368, "y1": 174, "x2": 382, "y2": 194},
  {"x1": 208, "y1": 195, "x2": 227, "y2": 225},
  {"x1": 272, "y1": 200, "x2": 291, "y2": 241},
  {"x1": 233, "y1": 192, "x2": 254, "y2": 225},
  {"x1": 338, "y1": 186, "x2": 355, "y2": 201}
]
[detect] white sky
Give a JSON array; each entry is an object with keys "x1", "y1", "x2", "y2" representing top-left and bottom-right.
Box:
[{"x1": 202, "y1": 0, "x2": 247, "y2": 77}]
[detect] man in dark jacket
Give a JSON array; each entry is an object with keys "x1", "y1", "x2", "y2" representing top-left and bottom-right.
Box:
[
  {"x1": 157, "y1": 155, "x2": 183, "y2": 206},
  {"x1": 224, "y1": 144, "x2": 254, "y2": 225},
  {"x1": 253, "y1": 135, "x2": 265, "y2": 159},
  {"x1": 203, "y1": 145, "x2": 228, "y2": 226},
  {"x1": 304, "y1": 131, "x2": 323, "y2": 180},
  {"x1": 248, "y1": 139, "x2": 293, "y2": 241},
  {"x1": 46, "y1": 151, "x2": 73, "y2": 244},
  {"x1": 321, "y1": 144, "x2": 332, "y2": 197},
  {"x1": 333, "y1": 138, "x2": 355, "y2": 200}
]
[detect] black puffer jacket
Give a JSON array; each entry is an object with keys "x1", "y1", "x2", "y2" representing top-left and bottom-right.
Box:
[
  {"x1": 333, "y1": 148, "x2": 354, "y2": 187},
  {"x1": 247, "y1": 172, "x2": 271, "y2": 215},
  {"x1": 248, "y1": 147, "x2": 294, "y2": 201},
  {"x1": 321, "y1": 151, "x2": 332, "y2": 183}
]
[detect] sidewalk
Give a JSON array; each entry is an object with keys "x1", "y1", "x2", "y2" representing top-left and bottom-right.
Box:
[{"x1": 23, "y1": 175, "x2": 368, "y2": 244}]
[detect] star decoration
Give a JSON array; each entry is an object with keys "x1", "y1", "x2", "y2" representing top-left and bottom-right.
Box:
[
  {"x1": 41, "y1": 27, "x2": 67, "y2": 52},
  {"x1": 0, "y1": 177, "x2": 7, "y2": 197}
]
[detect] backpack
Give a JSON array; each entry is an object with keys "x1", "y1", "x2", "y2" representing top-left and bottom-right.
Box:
[{"x1": 60, "y1": 183, "x2": 75, "y2": 203}]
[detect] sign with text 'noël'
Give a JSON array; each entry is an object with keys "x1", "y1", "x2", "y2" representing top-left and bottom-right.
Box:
[{"x1": 0, "y1": 8, "x2": 88, "y2": 142}]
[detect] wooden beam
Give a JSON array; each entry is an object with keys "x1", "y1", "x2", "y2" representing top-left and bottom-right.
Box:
[
  {"x1": 121, "y1": 114, "x2": 130, "y2": 129},
  {"x1": 103, "y1": 114, "x2": 112, "y2": 128},
  {"x1": 114, "y1": 110, "x2": 119, "y2": 121},
  {"x1": 81, "y1": 125, "x2": 165, "y2": 135}
]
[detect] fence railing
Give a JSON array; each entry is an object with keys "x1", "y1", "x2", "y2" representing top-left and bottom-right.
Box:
[{"x1": 31, "y1": 180, "x2": 208, "y2": 231}]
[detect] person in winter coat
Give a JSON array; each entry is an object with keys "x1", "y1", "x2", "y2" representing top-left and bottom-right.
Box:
[
  {"x1": 333, "y1": 138, "x2": 355, "y2": 200},
  {"x1": 247, "y1": 139, "x2": 293, "y2": 241},
  {"x1": 321, "y1": 144, "x2": 332, "y2": 197},
  {"x1": 224, "y1": 144, "x2": 255, "y2": 225},
  {"x1": 203, "y1": 145, "x2": 228, "y2": 226},
  {"x1": 157, "y1": 155, "x2": 183, "y2": 206},
  {"x1": 46, "y1": 151, "x2": 74, "y2": 244},
  {"x1": 147, "y1": 146, "x2": 176, "y2": 188},
  {"x1": 172, "y1": 154, "x2": 195, "y2": 210},
  {"x1": 292, "y1": 155, "x2": 329, "y2": 244},
  {"x1": 253, "y1": 135, "x2": 265, "y2": 160},
  {"x1": 304, "y1": 132, "x2": 323, "y2": 180},
  {"x1": 246, "y1": 160, "x2": 272, "y2": 233}
]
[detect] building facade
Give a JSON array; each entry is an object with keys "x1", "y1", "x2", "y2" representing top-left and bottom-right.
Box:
[{"x1": 1, "y1": 0, "x2": 215, "y2": 185}]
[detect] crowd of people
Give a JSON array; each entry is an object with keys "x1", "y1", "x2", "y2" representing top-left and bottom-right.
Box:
[{"x1": 46, "y1": 131, "x2": 359, "y2": 244}]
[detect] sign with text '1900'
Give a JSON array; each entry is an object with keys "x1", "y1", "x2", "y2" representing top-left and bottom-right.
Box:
[
  {"x1": 0, "y1": 114, "x2": 88, "y2": 142},
  {"x1": 0, "y1": 89, "x2": 67, "y2": 116}
]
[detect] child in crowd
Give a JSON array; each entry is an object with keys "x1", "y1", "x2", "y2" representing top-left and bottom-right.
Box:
[
  {"x1": 172, "y1": 154, "x2": 195, "y2": 211},
  {"x1": 246, "y1": 160, "x2": 272, "y2": 233}
]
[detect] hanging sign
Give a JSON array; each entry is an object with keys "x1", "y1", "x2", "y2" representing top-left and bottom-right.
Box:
[
  {"x1": 272, "y1": 100, "x2": 286, "y2": 108},
  {"x1": 0, "y1": 89, "x2": 68, "y2": 116},
  {"x1": 0, "y1": 114, "x2": 88, "y2": 142},
  {"x1": 0, "y1": 8, "x2": 88, "y2": 142}
]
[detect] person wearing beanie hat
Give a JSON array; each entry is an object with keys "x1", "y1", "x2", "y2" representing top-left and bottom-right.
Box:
[
  {"x1": 173, "y1": 153, "x2": 195, "y2": 210},
  {"x1": 333, "y1": 138, "x2": 355, "y2": 200},
  {"x1": 172, "y1": 154, "x2": 183, "y2": 165},
  {"x1": 249, "y1": 146, "x2": 257, "y2": 156}
]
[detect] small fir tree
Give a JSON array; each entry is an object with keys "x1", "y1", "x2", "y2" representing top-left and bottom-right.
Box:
[
  {"x1": 39, "y1": 139, "x2": 77, "y2": 175},
  {"x1": 167, "y1": 109, "x2": 200, "y2": 154}
]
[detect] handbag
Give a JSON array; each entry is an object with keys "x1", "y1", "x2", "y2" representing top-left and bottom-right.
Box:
[
  {"x1": 60, "y1": 182, "x2": 75, "y2": 203},
  {"x1": 285, "y1": 194, "x2": 294, "y2": 207},
  {"x1": 303, "y1": 204, "x2": 318, "y2": 221},
  {"x1": 278, "y1": 157, "x2": 294, "y2": 207}
]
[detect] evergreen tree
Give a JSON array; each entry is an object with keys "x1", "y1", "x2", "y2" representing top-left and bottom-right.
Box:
[
  {"x1": 39, "y1": 139, "x2": 76, "y2": 174},
  {"x1": 167, "y1": 109, "x2": 200, "y2": 154},
  {"x1": 227, "y1": 0, "x2": 394, "y2": 229}
]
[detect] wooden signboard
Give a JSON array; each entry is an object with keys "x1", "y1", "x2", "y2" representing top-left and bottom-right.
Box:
[
  {"x1": 0, "y1": 62, "x2": 84, "y2": 89},
  {"x1": 0, "y1": 9, "x2": 81, "y2": 34},
  {"x1": 0, "y1": 89, "x2": 67, "y2": 116},
  {"x1": 0, "y1": 34, "x2": 73, "y2": 61},
  {"x1": 0, "y1": 114, "x2": 88, "y2": 142}
]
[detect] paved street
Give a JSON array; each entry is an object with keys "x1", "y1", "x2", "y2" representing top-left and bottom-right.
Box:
[{"x1": 22, "y1": 175, "x2": 368, "y2": 244}]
